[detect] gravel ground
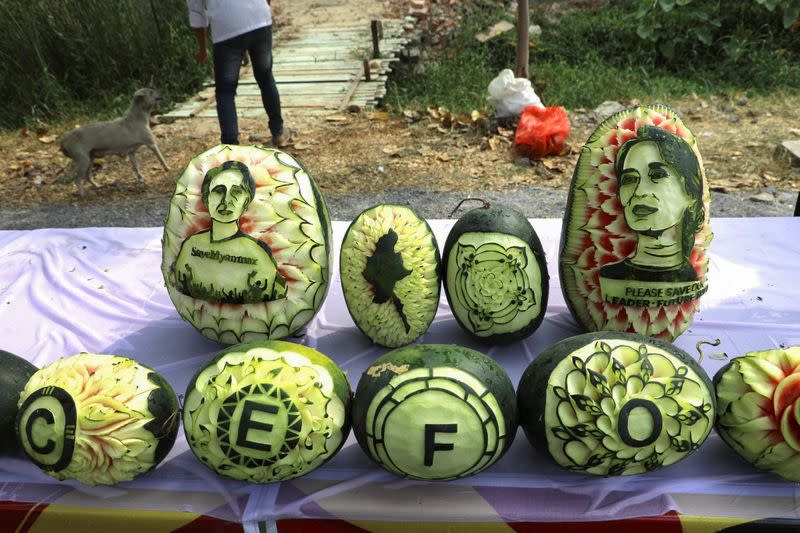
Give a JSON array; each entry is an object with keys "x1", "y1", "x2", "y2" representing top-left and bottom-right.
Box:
[{"x1": 0, "y1": 187, "x2": 796, "y2": 230}]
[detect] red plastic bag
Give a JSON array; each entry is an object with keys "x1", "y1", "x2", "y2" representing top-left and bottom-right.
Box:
[{"x1": 514, "y1": 105, "x2": 570, "y2": 159}]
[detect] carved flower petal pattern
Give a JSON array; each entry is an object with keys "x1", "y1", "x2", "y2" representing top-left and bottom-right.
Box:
[
  {"x1": 548, "y1": 341, "x2": 713, "y2": 476},
  {"x1": 716, "y1": 347, "x2": 800, "y2": 481},
  {"x1": 455, "y1": 243, "x2": 534, "y2": 333},
  {"x1": 20, "y1": 354, "x2": 164, "y2": 486}
]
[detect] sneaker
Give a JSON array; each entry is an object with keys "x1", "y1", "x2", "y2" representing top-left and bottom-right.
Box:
[{"x1": 272, "y1": 129, "x2": 294, "y2": 148}]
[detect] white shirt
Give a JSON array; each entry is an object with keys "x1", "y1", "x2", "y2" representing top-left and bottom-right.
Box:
[{"x1": 186, "y1": 0, "x2": 272, "y2": 44}]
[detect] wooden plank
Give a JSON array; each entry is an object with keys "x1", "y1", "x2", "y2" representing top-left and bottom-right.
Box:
[
  {"x1": 238, "y1": 84, "x2": 352, "y2": 96},
  {"x1": 168, "y1": 20, "x2": 407, "y2": 118},
  {"x1": 337, "y1": 67, "x2": 366, "y2": 110},
  {"x1": 275, "y1": 37, "x2": 407, "y2": 47},
  {"x1": 202, "y1": 62, "x2": 399, "y2": 82}
]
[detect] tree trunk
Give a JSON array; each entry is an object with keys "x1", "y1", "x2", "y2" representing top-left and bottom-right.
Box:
[{"x1": 515, "y1": 0, "x2": 530, "y2": 79}]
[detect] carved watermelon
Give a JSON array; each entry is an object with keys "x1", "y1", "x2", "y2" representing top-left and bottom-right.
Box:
[
  {"x1": 161, "y1": 145, "x2": 332, "y2": 344},
  {"x1": 183, "y1": 340, "x2": 351, "y2": 483},
  {"x1": 15, "y1": 353, "x2": 179, "y2": 486},
  {"x1": 442, "y1": 201, "x2": 549, "y2": 343},
  {"x1": 518, "y1": 332, "x2": 715, "y2": 476},
  {"x1": 559, "y1": 104, "x2": 712, "y2": 340},
  {"x1": 340, "y1": 204, "x2": 441, "y2": 348},
  {"x1": 714, "y1": 346, "x2": 800, "y2": 482},
  {"x1": 352, "y1": 344, "x2": 517, "y2": 480}
]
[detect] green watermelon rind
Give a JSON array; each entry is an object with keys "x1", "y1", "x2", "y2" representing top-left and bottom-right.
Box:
[
  {"x1": 0, "y1": 350, "x2": 37, "y2": 454},
  {"x1": 144, "y1": 370, "x2": 181, "y2": 468},
  {"x1": 442, "y1": 203, "x2": 549, "y2": 344}
]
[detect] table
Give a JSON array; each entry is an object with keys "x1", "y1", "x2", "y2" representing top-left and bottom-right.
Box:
[{"x1": 1, "y1": 218, "x2": 799, "y2": 532}]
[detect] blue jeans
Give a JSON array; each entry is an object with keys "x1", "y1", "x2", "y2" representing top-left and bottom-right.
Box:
[{"x1": 213, "y1": 25, "x2": 283, "y2": 144}]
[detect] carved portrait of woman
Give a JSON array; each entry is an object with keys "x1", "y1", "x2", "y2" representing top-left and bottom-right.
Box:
[{"x1": 599, "y1": 125, "x2": 704, "y2": 284}]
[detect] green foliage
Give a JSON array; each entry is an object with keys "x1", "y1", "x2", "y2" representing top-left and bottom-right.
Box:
[
  {"x1": 386, "y1": 4, "x2": 514, "y2": 113},
  {"x1": 633, "y1": 0, "x2": 800, "y2": 61},
  {"x1": 388, "y1": 0, "x2": 800, "y2": 112},
  {"x1": 0, "y1": 0, "x2": 209, "y2": 129}
]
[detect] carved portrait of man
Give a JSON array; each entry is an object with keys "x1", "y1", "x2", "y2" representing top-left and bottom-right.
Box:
[{"x1": 171, "y1": 161, "x2": 286, "y2": 304}]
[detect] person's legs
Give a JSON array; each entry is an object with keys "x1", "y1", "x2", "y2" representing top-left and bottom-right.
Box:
[
  {"x1": 246, "y1": 26, "x2": 284, "y2": 138},
  {"x1": 212, "y1": 35, "x2": 246, "y2": 144}
]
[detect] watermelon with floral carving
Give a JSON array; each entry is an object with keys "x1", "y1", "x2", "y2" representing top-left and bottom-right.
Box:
[
  {"x1": 15, "y1": 353, "x2": 179, "y2": 486},
  {"x1": 714, "y1": 346, "x2": 800, "y2": 481},
  {"x1": 518, "y1": 332, "x2": 715, "y2": 476}
]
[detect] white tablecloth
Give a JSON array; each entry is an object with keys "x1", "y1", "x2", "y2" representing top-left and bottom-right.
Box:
[{"x1": 0, "y1": 218, "x2": 799, "y2": 524}]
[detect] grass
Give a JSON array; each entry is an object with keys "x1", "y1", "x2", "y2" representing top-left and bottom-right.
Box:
[
  {"x1": 0, "y1": 0, "x2": 209, "y2": 130},
  {"x1": 386, "y1": 0, "x2": 800, "y2": 113},
  {"x1": 385, "y1": 5, "x2": 508, "y2": 113}
]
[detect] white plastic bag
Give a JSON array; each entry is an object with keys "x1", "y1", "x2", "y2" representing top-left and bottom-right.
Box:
[{"x1": 487, "y1": 69, "x2": 543, "y2": 118}]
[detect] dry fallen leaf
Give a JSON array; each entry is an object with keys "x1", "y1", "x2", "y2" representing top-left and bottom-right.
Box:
[
  {"x1": 475, "y1": 20, "x2": 514, "y2": 43},
  {"x1": 38, "y1": 135, "x2": 56, "y2": 144},
  {"x1": 382, "y1": 145, "x2": 402, "y2": 157},
  {"x1": 325, "y1": 114, "x2": 349, "y2": 123},
  {"x1": 439, "y1": 110, "x2": 453, "y2": 128},
  {"x1": 487, "y1": 137, "x2": 502, "y2": 151},
  {"x1": 470, "y1": 109, "x2": 487, "y2": 122},
  {"x1": 368, "y1": 112, "x2": 390, "y2": 121},
  {"x1": 417, "y1": 145, "x2": 435, "y2": 157},
  {"x1": 542, "y1": 159, "x2": 564, "y2": 173},
  {"x1": 497, "y1": 126, "x2": 515, "y2": 138},
  {"x1": 455, "y1": 114, "x2": 472, "y2": 127},
  {"x1": 437, "y1": 152, "x2": 453, "y2": 162}
]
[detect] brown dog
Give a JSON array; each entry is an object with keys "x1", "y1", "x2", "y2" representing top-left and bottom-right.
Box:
[{"x1": 59, "y1": 88, "x2": 170, "y2": 197}]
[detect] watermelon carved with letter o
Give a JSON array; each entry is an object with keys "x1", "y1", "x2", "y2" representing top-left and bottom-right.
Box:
[{"x1": 518, "y1": 332, "x2": 715, "y2": 476}]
